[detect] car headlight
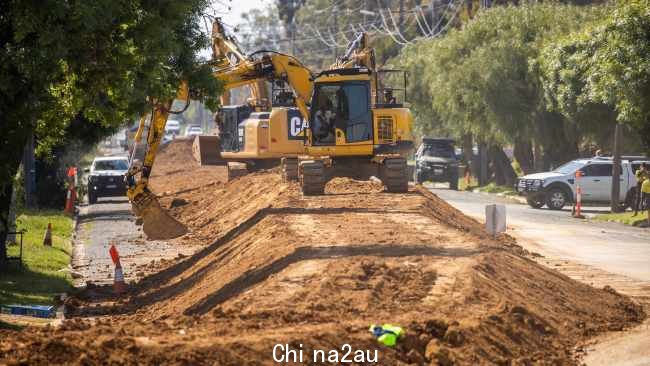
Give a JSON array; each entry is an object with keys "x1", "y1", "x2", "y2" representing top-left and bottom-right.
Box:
[{"x1": 532, "y1": 179, "x2": 542, "y2": 187}]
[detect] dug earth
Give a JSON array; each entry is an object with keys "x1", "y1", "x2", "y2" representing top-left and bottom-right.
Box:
[{"x1": 0, "y1": 139, "x2": 645, "y2": 365}]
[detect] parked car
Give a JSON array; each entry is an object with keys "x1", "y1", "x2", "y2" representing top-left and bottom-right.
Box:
[
  {"x1": 414, "y1": 138, "x2": 459, "y2": 190},
  {"x1": 85, "y1": 156, "x2": 129, "y2": 204},
  {"x1": 164, "y1": 120, "x2": 181, "y2": 136},
  {"x1": 185, "y1": 125, "x2": 203, "y2": 137},
  {"x1": 517, "y1": 156, "x2": 650, "y2": 210}
]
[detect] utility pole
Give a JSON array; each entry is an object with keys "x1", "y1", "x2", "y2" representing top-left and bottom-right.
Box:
[
  {"x1": 611, "y1": 123, "x2": 623, "y2": 212},
  {"x1": 399, "y1": 0, "x2": 405, "y2": 35},
  {"x1": 290, "y1": 20, "x2": 296, "y2": 55},
  {"x1": 431, "y1": 0, "x2": 437, "y2": 34},
  {"x1": 333, "y1": 5, "x2": 339, "y2": 60},
  {"x1": 363, "y1": 0, "x2": 368, "y2": 24},
  {"x1": 479, "y1": 142, "x2": 488, "y2": 186}
]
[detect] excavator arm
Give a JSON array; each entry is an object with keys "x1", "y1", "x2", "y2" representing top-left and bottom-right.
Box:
[
  {"x1": 126, "y1": 84, "x2": 190, "y2": 240},
  {"x1": 212, "y1": 19, "x2": 269, "y2": 109},
  {"x1": 213, "y1": 51, "x2": 313, "y2": 122}
]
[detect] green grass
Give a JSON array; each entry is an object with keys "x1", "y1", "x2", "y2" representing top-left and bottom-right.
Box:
[
  {"x1": 1, "y1": 209, "x2": 74, "y2": 305},
  {"x1": 476, "y1": 182, "x2": 518, "y2": 196},
  {"x1": 593, "y1": 211, "x2": 649, "y2": 226},
  {"x1": 459, "y1": 175, "x2": 478, "y2": 191}
]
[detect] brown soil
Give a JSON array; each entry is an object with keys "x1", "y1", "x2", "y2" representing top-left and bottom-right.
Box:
[
  {"x1": 148, "y1": 137, "x2": 228, "y2": 195},
  {"x1": 0, "y1": 139, "x2": 644, "y2": 365}
]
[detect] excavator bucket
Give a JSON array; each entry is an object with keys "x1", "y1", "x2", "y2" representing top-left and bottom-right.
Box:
[
  {"x1": 132, "y1": 191, "x2": 187, "y2": 240},
  {"x1": 192, "y1": 135, "x2": 224, "y2": 165}
]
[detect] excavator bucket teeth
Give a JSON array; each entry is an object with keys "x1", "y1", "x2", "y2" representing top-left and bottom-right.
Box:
[{"x1": 132, "y1": 192, "x2": 187, "y2": 240}]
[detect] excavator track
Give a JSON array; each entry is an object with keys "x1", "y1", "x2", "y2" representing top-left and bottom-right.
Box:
[
  {"x1": 281, "y1": 157, "x2": 299, "y2": 182},
  {"x1": 381, "y1": 157, "x2": 408, "y2": 193},
  {"x1": 300, "y1": 160, "x2": 326, "y2": 195}
]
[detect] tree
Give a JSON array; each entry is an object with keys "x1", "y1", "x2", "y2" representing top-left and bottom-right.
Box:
[
  {"x1": 539, "y1": 0, "x2": 650, "y2": 154},
  {"x1": 397, "y1": 3, "x2": 606, "y2": 182},
  {"x1": 0, "y1": 0, "x2": 221, "y2": 266}
]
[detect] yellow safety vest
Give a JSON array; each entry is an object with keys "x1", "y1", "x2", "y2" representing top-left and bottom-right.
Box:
[{"x1": 642, "y1": 179, "x2": 650, "y2": 194}]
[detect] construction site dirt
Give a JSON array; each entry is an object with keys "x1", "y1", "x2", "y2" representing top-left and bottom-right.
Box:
[{"x1": 0, "y1": 139, "x2": 645, "y2": 365}]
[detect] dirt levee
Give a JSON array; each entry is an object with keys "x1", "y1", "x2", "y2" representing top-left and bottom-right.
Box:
[
  {"x1": 0, "y1": 146, "x2": 645, "y2": 365},
  {"x1": 148, "y1": 138, "x2": 228, "y2": 194}
]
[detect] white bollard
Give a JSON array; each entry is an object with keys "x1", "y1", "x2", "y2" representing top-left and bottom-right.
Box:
[{"x1": 485, "y1": 204, "x2": 506, "y2": 239}]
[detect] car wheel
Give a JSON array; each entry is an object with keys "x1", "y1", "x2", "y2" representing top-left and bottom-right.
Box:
[
  {"x1": 526, "y1": 195, "x2": 545, "y2": 209},
  {"x1": 88, "y1": 189, "x2": 97, "y2": 204},
  {"x1": 545, "y1": 188, "x2": 567, "y2": 210}
]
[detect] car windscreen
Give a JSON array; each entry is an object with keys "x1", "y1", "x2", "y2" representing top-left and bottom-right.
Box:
[
  {"x1": 552, "y1": 160, "x2": 584, "y2": 175},
  {"x1": 422, "y1": 144, "x2": 455, "y2": 158},
  {"x1": 94, "y1": 160, "x2": 128, "y2": 171}
]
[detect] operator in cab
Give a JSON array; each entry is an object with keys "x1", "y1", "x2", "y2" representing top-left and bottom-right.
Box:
[{"x1": 314, "y1": 93, "x2": 336, "y2": 143}]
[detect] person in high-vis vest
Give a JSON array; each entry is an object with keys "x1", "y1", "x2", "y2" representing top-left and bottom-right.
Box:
[
  {"x1": 633, "y1": 163, "x2": 648, "y2": 216},
  {"x1": 641, "y1": 177, "x2": 650, "y2": 227}
]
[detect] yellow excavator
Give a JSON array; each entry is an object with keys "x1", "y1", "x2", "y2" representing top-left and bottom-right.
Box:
[{"x1": 126, "y1": 22, "x2": 414, "y2": 240}]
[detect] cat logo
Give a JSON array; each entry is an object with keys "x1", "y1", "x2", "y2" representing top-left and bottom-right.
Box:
[{"x1": 288, "y1": 109, "x2": 308, "y2": 140}]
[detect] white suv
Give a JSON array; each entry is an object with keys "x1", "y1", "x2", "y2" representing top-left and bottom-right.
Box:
[{"x1": 517, "y1": 157, "x2": 649, "y2": 210}]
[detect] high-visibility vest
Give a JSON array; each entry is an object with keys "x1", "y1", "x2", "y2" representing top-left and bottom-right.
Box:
[
  {"x1": 369, "y1": 324, "x2": 404, "y2": 346},
  {"x1": 642, "y1": 179, "x2": 650, "y2": 194}
]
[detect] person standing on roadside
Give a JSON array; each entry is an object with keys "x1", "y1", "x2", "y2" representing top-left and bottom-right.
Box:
[
  {"x1": 642, "y1": 177, "x2": 650, "y2": 227},
  {"x1": 633, "y1": 163, "x2": 648, "y2": 216}
]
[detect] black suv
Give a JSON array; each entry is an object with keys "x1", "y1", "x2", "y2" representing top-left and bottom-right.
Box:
[
  {"x1": 86, "y1": 156, "x2": 129, "y2": 204},
  {"x1": 414, "y1": 138, "x2": 459, "y2": 190}
]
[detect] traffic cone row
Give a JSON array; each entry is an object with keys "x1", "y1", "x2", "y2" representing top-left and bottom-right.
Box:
[{"x1": 43, "y1": 223, "x2": 52, "y2": 246}]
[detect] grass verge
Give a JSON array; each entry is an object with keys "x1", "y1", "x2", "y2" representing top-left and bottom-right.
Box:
[
  {"x1": 476, "y1": 182, "x2": 518, "y2": 196},
  {"x1": 1, "y1": 209, "x2": 74, "y2": 305},
  {"x1": 593, "y1": 211, "x2": 649, "y2": 226}
]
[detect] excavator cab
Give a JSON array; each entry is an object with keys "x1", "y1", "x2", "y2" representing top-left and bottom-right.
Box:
[{"x1": 310, "y1": 76, "x2": 373, "y2": 146}]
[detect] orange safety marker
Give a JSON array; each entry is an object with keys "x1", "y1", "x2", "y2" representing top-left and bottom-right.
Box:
[
  {"x1": 64, "y1": 167, "x2": 77, "y2": 216},
  {"x1": 109, "y1": 244, "x2": 127, "y2": 295},
  {"x1": 43, "y1": 223, "x2": 53, "y2": 246},
  {"x1": 573, "y1": 170, "x2": 585, "y2": 219}
]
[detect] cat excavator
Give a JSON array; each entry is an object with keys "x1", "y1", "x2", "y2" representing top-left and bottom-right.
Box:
[{"x1": 126, "y1": 23, "x2": 414, "y2": 240}]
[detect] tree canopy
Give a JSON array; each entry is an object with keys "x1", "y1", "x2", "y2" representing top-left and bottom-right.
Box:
[
  {"x1": 0, "y1": 0, "x2": 222, "y2": 262},
  {"x1": 539, "y1": 0, "x2": 650, "y2": 152}
]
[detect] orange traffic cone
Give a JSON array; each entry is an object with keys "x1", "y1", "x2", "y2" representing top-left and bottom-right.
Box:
[
  {"x1": 109, "y1": 244, "x2": 127, "y2": 295},
  {"x1": 43, "y1": 223, "x2": 53, "y2": 246}
]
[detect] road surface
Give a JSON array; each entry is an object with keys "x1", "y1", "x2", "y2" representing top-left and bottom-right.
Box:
[
  {"x1": 429, "y1": 186, "x2": 650, "y2": 282},
  {"x1": 71, "y1": 197, "x2": 197, "y2": 286}
]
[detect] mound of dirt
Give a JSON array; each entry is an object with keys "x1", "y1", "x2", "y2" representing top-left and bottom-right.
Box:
[
  {"x1": 148, "y1": 138, "x2": 228, "y2": 195},
  {"x1": 0, "y1": 152, "x2": 645, "y2": 365}
]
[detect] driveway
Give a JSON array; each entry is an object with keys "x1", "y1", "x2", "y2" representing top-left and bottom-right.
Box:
[{"x1": 428, "y1": 186, "x2": 650, "y2": 282}]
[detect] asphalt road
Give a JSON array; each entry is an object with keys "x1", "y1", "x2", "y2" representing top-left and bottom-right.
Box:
[{"x1": 428, "y1": 185, "x2": 650, "y2": 282}]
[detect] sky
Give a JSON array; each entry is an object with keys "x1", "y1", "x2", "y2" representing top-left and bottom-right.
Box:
[{"x1": 214, "y1": 0, "x2": 271, "y2": 28}]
